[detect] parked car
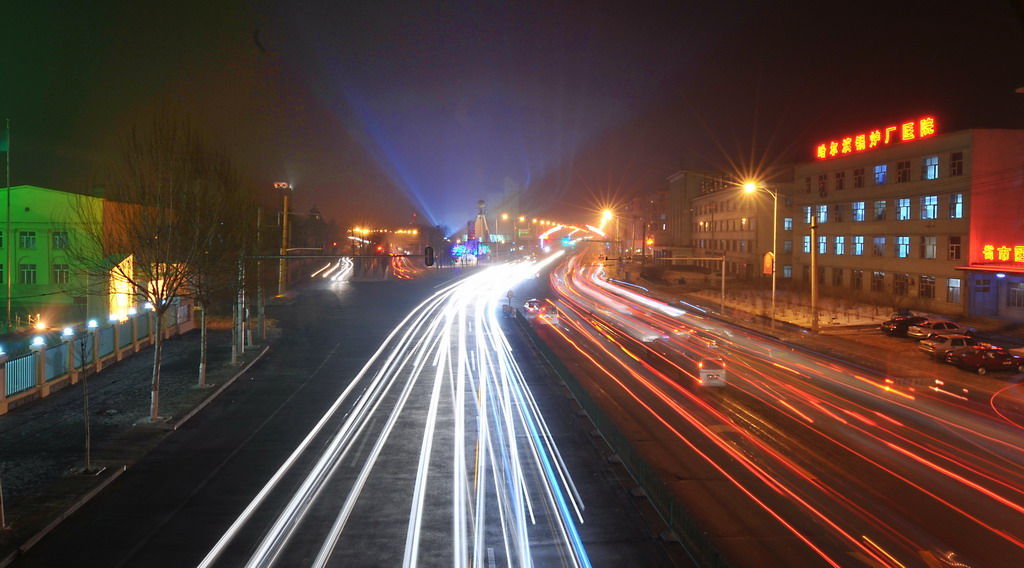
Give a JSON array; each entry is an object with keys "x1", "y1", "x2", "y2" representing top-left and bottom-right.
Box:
[
  {"x1": 906, "y1": 320, "x2": 976, "y2": 340},
  {"x1": 918, "y1": 334, "x2": 979, "y2": 359},
  {"x1": 947, "y1": 346, "x2": 1024, "y2": 374},
  {"x1": 880, "y1": 315, "x2": 929, "y2": 336}
]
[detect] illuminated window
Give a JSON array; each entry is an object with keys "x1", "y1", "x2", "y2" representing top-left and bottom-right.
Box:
[
  {"x1": 783, "y1": 240, "x2": 793, "y2": 253},
  {"x1": 19, "y1": 263, "x2": 37, "y2": 284},
  {"x1": 919, "y1": 276, "x2": 935, "y2": 299},
  {"x1": 873, "y1": 236, "x2": 885, "y2": 256},
  {"x1": 851, "y1": 269, "x2": 863, "y2": 290},
  {"x1": 948, "y1": 236, "x2": 961, "y2": 260},
  {"x1": 834, "y1": 236, "x2": 845, "y2": 255},
  {"x1": 949, "y1": 193, "x2": 963, "y2": 219},
  {"x1": 817, "y1": 174, "x2": 827, "y2": 193},
  {"x1": 922, "y1": 156, "x2": 939, "y2": 180},
  {"x1": 1008, "y1": 282, "x2": 1024, "y2": 309},
  {"x1": 817, "y1": 205, "x2": 828, "y2": 223},
  {"x1": 832, "y1": 268, "x2": 843, "y2": 286},
  {"x1": 834, "y1": 204, "x2": 844, "y2": 222},
  {"x1": 874, "y1": 164, "x2": 887, "y2": 184},
  {"x1": 921, "y1": 195, "x2": 938, "y2": 220},
  {"x1": 804, "y1": 206, "x2": 812, "y2": 224},
  {"x1": 871, "y1": 271, "x2": 885, "y2": 292},
  {"x1": 950, "y1": 152, "x2": 963, "y2": 176},
  {"x1": 896, "y1": 236, "x2": 910, "y2": 258},
  {"x1": 834, "y1": 171, "x2": 846, "y2": 190},
  {"x1": 783, "y1": 265, "x2": 792, "y2": 278},
  {"x1": 53, "y1": 231, "x2": 69, "y2": 249},
  {"x1": 19, "y1": 231, "x2": 36, "y2": 249},
  {"x1": 53, "y1": 263, "x2": 70, "y2": 284},
  {"x1": 874, "y1": 200, "x2": 887, "y2": 221},
  {"x1": 803, "y1": 235, "x2": 811, "y2": 253},
  {"x1": 897, "y1": 198, "x2": 911, "y2": 220},
  {"x1": 896, "y1": 161, "x2": 911, "y2": 183},
  {"x1": 894, "y1": 273, "x2": 909, "y2": 296},
  {"x1": 853, "y1": 235, "x2": 864, "y2": 255},
  {"x1": 853, "y1": 168, "x2": 865, "y2": 188},
  {"x1": 948, "y1": 278, "x2": 961, "y2": 303},
  {"x1": 852, "y1": 201, "x2": 865, "y2": 222},
  {"x1": 920, "y1": 236, "x2": 936, "y2": 259},
  {"x1": 783, "y1": 217, "x2": 793, "y2": 230},
  {"x1": 818, "y1": 235, "x2": 827, "y2": 254}
]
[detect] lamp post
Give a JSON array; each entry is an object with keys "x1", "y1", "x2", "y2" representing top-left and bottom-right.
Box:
[
  {"x1": 743, "y1": 182, "x2": 778, "y2": 330},
  {"x1": 274, "y1": 182, "x2": 292, "y2": 296}
]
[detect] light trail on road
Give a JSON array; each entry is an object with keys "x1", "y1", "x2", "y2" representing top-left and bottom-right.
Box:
[
  {"x1": 540, "y1": 250, "x2": 1024, "y2": 567},
  {"x1": 201, "y1": 251, "x2": 591, "y2": 567}
]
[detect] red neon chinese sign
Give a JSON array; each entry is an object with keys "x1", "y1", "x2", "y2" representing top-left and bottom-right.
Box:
[
  {"x1": 980, "y1": 244, "x2": 1024, "y2": 263},
  {"x1": 814, "y1": 116, "x2": 937, "y2": 160}
]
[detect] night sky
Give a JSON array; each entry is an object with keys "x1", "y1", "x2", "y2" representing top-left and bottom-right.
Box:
[{"x1": 4, "y1": 1, "x2": 1023, "y2": 232}]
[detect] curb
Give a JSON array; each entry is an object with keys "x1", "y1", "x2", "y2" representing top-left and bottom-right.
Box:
[{"x1": 0, "y1": 344, "x2": 272, "y2": 566}]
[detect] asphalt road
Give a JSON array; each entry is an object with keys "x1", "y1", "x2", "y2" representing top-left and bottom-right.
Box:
[{"x1": 12, "y1": 265, "x2": 669, "y2": 567}]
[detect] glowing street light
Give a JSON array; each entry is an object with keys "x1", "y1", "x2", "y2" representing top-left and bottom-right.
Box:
[{"x1": 743, "y1": 181, "x2": 778, "y2": 330}]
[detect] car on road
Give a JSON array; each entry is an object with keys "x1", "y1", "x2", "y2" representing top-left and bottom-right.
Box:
[
  {"x1": 524, "y1": 299, "x2": 542, "y2": 313},
  {"x1": 880, "y1": 314, "x2": 929, "y2": 337},
  {"x1": 918, "y1": 334, "x2": 979, "y2": 359},
  {"x1": 906, "y1": 320, "x2": 976, "y2": 340},
  {"x1": 946, "y1": 346, "x2": 1024, "y2": 374}
]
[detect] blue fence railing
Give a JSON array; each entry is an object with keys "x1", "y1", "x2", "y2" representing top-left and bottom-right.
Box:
[
  {"x1": 45, "y1": 343, "x2": 68, "y2": 381},
  {"x1": 118, "y1": 320, "x2": 133, "y2": 348},
  {"x1": 5, "y1": 353, "x2": 37, "y2": 397},
  {"x1": 98, "y1": 326, "x2": 115, "y2": 358}
]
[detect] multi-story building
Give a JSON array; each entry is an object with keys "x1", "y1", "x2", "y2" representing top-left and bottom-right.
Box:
[{"x1": 791, "y1": 118, "x2": 1024, "y2": 320}]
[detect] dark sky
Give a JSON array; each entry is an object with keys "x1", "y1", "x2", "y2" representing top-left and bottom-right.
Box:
[{"x1": 4, "y1": 1, "x2": 1023, "y2": 231}]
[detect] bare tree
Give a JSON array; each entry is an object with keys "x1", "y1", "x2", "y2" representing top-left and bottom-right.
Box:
[{"x1": 67, "y1": 113, "x2": 236, "y2": 421}]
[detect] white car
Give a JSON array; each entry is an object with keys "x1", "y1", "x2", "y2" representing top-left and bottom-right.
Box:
[
  {"x1": 917, "y1": 334, "x2": 979, "y2": 359},
  {"x1": 906, "y1": 320, "x2": 976, "y2": 340}
]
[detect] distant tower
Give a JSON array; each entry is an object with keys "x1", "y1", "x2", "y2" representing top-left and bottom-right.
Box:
[{"x1": 474, "y1": 199, "x2": 490, "y2": 245}]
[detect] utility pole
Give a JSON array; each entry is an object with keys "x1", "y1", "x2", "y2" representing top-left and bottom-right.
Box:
[
  {"x1": 275, "y1": 182, "x2": 292, "y2": 296},
  {"x1": 810, "y1": 215, "x2": 819, "y2": 333}
]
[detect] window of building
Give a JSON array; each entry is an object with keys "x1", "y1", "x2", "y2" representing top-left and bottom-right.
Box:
[
  {"x1": 871, "y1": 271, "x2": 885, "y2": 292},
  {"x1": 804, "y1": 177, "x2": 811, "y2": 193},
  {"x1": 834, "y1": 203, "x2": 844, "y2": 222},
  {"x1": 53, "y1": 263, "x2": 70, "y2": 284},
  {"x1": 897, "y1": 198, "x2": 911, "y2": 220},
  {"x1": 53, "y1": 231, "x2": 69, "y2": 249},
  {"x1": 948, "y1": 236, "x2": 962, "y2": 260},
  {"x1": 817, "y1": 204, "x2": 828, "y2": 223},
  {"x1": 832, "y1": 268, "x2": 843, "y2": 287},
  {"x1": 976, "y1": 279, "x2": 991, "y2": 293},
  {"x1": 818, "y1": 235, "x2": 827, "y2": 254},
  {"x1": 921, "y1": 195, "x2": 938, "y2": 220},
  {"x1": 949, "y1": 193, "x2": 963, "y2": 219},
  {"x1": 874, "y1": 200, "x2": 886, "y2": 221},
  {"x1": 0, "y1": 231, "x2": 3, "y2": 248},
  {"x1": 19, "y1": 231, "x2": 36, "y2": 249},
  {"x1": 919, "y1": 275, "x2": 936, "y2": 299},
  {"x1": 783, "y1": 240, "x2": 793, "y2": 253},
  {"x1": 948, "y1": 278, "x2": 961, "y2": 303},
  {"x1": 896, "y1": 236, "x2": 910, "y2": 258},
  {"x1": 894, "y1": 273, "x2": 909, "y2": 296},
  {"x1": 19, "y1": 263, "x2": 37, "y2": 284},
  {"x1": 834, "y1": 171, "x2": 846, "y2": 190},
  {"x1": 852, "y1": 201, "x2": 865, "y2": 222},
  {"x1": 784, "y1": 217, "x2": 793, "y2": 231},
  {"x1": 803, "y1": 206, "x2": 812, "y2": 224},
  {"x1": 803, "y1": 235, "x2": 811, "y2": 253},
  {"x1": 851, "y1": 270, "x2": 863, "y2": 290},
  {"x1": 873, "y1": 236, "x2": 886, "y2": 256},
  {"x1": 922, "y1": 156, "x2": 939, "y2": 180},
  {"x1": 783, "y1": 265, "x2": 793, "y2": 278},
  {"x1": 853, "y1": 167, "x2": 865, "y2": 188},
  {"x1": 739, "y1": 240, "x2": 748, "y2": 253},
  {"x1": 817, "y1": 174, "x2": 827, "y2": 194},
  {"x1": 920, "y1": 236, "x2": 937, "y2": 259},
  {"x1": 853, "y1": 235, "x2": 864, "y2": 256},
  {"x1": 834, "y1": 235, "x2": 845, "y2": 255},
  {"x1": 874, "y1": 164, "x2": 887, "y2": 185},
  {"x1": 896, "y1": 160, "x2": 911, "y2": 182},
  {"x1": 1008, "y1": 282, "x2": 1024, "y2": 309},
  {"x1": 0, "y1": 264, "x2": 3, "y2": 284},
  {"x1": 950, "y1": 152, "x2": 963, "y2": 176}
]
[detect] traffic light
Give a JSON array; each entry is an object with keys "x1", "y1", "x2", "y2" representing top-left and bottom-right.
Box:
[{"x1": 424, "y1": 246, "x2": 435, "y2": 266}]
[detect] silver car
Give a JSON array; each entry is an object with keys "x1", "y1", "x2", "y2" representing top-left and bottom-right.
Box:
[
  {"x1": 918, "y1": 334, "x2": 979, "y2": 359},
  {"x1": 906, "y1": 320, "x2": 976, "y2": 340}
]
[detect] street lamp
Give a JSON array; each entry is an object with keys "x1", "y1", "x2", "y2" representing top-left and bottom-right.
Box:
[{"x1": 743, "y1": 182, "x2": 778, "y2": 330}]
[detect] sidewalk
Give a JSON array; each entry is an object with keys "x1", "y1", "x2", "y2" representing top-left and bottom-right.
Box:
[{"x1": 0, "y1": 324, "x2": 270, "y2": 566}]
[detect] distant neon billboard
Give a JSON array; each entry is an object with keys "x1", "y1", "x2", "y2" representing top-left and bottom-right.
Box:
[
  {"x1": 814, "y1": 116, "x2": 937, "y2": 160},
  {"x1": 980, "y1": 244, "x2": 1024, "y2": 263}
]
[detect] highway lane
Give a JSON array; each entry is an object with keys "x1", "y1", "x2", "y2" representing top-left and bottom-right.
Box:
[{"x1": 538, "y1": 250, "x2": 1024, "y2": 567}]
